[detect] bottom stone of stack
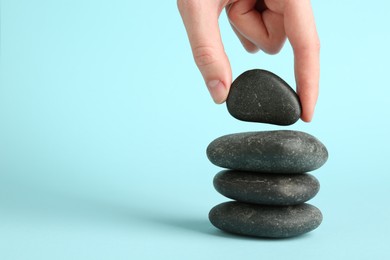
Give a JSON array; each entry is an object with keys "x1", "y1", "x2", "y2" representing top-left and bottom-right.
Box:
[{"x1": 209, "y1": 201, "x2": 322, "y2": 238}]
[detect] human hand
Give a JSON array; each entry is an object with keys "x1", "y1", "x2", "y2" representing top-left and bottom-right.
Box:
[{"x1": 177, "y1": 0, "x2": 320, "y2": 122}]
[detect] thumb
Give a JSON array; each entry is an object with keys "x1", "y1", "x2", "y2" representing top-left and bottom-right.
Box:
[{"x1": 178, "y1": 0, "x2": 232, "y2": 104}]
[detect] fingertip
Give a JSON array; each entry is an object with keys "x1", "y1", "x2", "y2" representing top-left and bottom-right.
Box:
[
  {"x1": 297, "y1": 80, "x2": 319, "y2": 123},
  {"x1": 203, "y1": 57, "x2": 232, "y2": 104},
  {"x1": 300, "y1": 113, "x2": 313, "y2": 123},
  {"x1": 300, "y1": 102, "x2": 316, "y2": 123},
  {"x1": 207, "y1": 80, "x2": 229, "y2": 104}
]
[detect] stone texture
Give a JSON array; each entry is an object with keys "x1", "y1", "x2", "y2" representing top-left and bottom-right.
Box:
[
  {"x1": 207, "y1": 130, "x2": 328, "y2": 173},
  {"x1": 209, "y1": 201, "x2": 322, "y2": 238},
  {"x1": 226, "y1": 69, "x2": 301, "y2": 126},
  {"x1": 213, "y1": 170, "x2": 319, "y2": 205}
]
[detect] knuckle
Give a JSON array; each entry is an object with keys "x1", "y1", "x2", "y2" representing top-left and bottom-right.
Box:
[
  {"x1": 264, "y1": 0, "x2": 287, "y2": 13},
  {"x1": 240, "y1": 40, "x2": 259, "y2": 53},
  {"x1": 263, "y1": 45, "x2": 282, "y2": 55},
  {"x1": 262, "y1": 41, "x2": 284, "y2": 55},
  {"x1": 193, "y1": 46, "x2": 219, "y2": 67},
  {"x1": 244, "y1": 44, "x2": 259, "y2": 54},
  {"x1": 226, "y1": 5, "x2": 240, "y2": 21}
]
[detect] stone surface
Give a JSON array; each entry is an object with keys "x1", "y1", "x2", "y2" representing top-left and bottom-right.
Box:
[
  {"x1": 209, "y1": 201, "x2": 322, "y2": 238},
  {"x1": 207, "y1": 130, "x2": 328, "y2": 173},
  {"x1": 226, "y1": 69, "x2": 301, "y2": 126},
  {"x1": 213, "y1": 170, "x2": 320, "y2": 205}
]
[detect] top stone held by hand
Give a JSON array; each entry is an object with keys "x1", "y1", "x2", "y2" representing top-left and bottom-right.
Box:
[{"x1": 226, "y1": 69, "x2": 301, "y2": 126}]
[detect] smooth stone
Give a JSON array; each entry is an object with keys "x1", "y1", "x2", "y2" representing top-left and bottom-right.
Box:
[
  {"x1": 213, "y1": 170, "x2": 320, "y2": 205},
  {"x1": 209, "y1": 201, "x2": 322, "y2": 238},
  {"x1": 226, "y1": 69, "x2": 301, "y2": 126},
  {"x1": 207, "y1": 130, "x2": 328, "y2": 173}
]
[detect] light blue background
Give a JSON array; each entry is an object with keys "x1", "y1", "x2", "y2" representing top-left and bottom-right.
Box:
[{"x1": 1, "y1": 0, "x2": 389, "y2": 259}]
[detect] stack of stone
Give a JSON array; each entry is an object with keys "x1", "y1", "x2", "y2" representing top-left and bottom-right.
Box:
[{"x1": 207, "y1": 70, "x2": 328, "y2": 238}]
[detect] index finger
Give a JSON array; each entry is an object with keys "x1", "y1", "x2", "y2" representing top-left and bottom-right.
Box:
[
  {"x1": 284, "y1": 0, "x2": 320, "y2": 122},
  {"x1": 177, "y1": 0, "x2": 232, "y2": 104}
]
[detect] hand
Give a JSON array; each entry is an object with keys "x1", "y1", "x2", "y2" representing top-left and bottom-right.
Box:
[{"x1": 177, "y1": 0, "x2": 320, "y2": 122}]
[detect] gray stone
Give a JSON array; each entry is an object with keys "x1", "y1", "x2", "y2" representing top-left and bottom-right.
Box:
[
  {"x1": 226, "y1": 69, "x2": 301, "y2": 125},
  {"x1": 213, "y1": 170, "x2": 320, "y2": 205},
  {"x1": 209, "y1": 201, "x2": 322, "y2": 238},
  {"x1": 207, "y1": 130, "x2": 328, "y2": 173}
]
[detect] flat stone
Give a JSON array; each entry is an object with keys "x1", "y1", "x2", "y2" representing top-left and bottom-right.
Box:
[
  {"x1": 213, "y1": 170, "x2": 320, "y2": 205},
  {"x1": 209, "y1": 201, "x2": 322, "y2": 238},
  {"x1": 226, "y1": 69, "x2": 301, "y2": 125},
  {"x1": 207, "y1": 130, "x2": 328, "y2": 173}
]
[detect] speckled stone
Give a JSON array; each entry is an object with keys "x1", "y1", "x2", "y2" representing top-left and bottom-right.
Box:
[
  {"x1": 226, "y1": 69, "x2": 301, "y2": 126},
  {"x1": 207, "y1": 130, "x2": 328, "y2": 173},
  {"x1": 213, "y1": 170, "x2": 320, "y2": 205},
  {"x1": 209, "y1": 201, "x2": 322, "y2": 238}
]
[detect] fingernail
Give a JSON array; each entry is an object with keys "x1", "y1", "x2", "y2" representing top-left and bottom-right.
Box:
[{"x1": 207, "y1": 80, "x2": 227, "y2": 104}]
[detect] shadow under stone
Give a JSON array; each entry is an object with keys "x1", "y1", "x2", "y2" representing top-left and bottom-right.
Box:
[{"x1": 146, "y1": 214, "x2": 314, "y2": 241}]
